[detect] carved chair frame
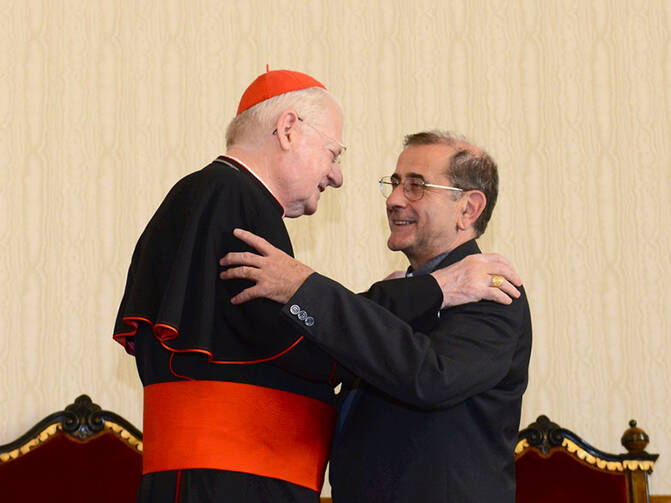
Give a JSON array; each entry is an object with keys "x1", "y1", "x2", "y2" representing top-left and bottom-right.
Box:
[
  {"x1": 0, "y1": 394, "x2": 143, "y2": 463},
  {"x1": 516, "y1": 415, "x2": 658, "y2": 503}
]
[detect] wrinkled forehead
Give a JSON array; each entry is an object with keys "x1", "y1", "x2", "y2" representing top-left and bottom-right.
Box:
[{"x1": 394, "y1": 143, "x2": 457, "y2": 180}]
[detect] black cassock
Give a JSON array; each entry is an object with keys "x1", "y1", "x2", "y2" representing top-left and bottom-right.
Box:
[{"x1": 113, "y1": 156, "x2": 440, "y2": 502}]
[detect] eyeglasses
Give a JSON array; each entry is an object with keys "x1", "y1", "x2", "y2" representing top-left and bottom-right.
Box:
[
  {"x1": 273, "y1": 117, "x2": 347, "y2": 165},
  {"x1": 378, "y1": 175, "x2": 465, "y2": 201}
]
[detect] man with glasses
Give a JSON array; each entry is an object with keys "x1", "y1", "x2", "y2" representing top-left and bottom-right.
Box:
[{"x1": 221, "y1": 131, "x2": 531, "y2": 502}]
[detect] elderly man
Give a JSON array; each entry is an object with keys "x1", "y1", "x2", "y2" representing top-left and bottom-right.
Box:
[
  {"x1": 114, "y1": 68, "x2": 521, "y2": 503},
  {"x1": 221, "y1": 131, "x2": 531, "y2": 502}
]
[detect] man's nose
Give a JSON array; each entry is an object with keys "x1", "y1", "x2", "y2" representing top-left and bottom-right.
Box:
[
  {"x1": 328, "y1": 163, "x2": 343, "y2": 188},
  {"x1": 385, "y1": 182, "x2": 407, "y2": 209}
]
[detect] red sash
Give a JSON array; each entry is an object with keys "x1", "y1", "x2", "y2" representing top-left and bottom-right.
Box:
[{"x1": 142, "y1": 380, "x2": 336, "y2": 491}]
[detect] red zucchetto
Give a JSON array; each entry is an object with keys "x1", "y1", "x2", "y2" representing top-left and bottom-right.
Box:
[{"x1": 236, "y1": 69, "x2": 326, "y2": 115}]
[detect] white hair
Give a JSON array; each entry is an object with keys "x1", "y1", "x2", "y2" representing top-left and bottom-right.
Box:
[{"x1": 225, "y1": 87, "x2": 342, "y2": 148}]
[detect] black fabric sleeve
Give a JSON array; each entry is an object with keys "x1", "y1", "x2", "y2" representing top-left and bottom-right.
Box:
[
  {"x1": 252, "y1": 275, "x2": 442, "y2": 387},
  {"x1": 360, "y1": 275, "x2": 443, "y2": 326},
  {"x1": 281, "y1": 273, "x2": 526, "y2": 410}
]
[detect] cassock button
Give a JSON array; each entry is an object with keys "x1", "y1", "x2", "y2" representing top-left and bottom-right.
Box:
[
  {"x1": 290, "y1": 304, "x2": 300, "y2": 315},
  {"x1": 298, "y1": 310, "x2": 308, "y2": 321},
  {"x1": 305, "y1": 317, "x2": 314, "y2": 327}
]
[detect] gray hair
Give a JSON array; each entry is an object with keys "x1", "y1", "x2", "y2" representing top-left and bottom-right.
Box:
[
  {"x1": 403, "y1": 130, "x2": 499, "y2": 237},
  {"x1": 226, "y1": 87, "x2": 341, "y2": 148}
]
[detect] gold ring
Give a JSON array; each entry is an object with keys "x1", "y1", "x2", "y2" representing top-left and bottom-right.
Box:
[{"x1": 490, "y1": 275, "x2": 504, "y2": 288}]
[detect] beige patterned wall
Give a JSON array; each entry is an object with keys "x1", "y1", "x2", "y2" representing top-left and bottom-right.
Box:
[{"x1": 2, "y1": 0, "x2": 670, "y2": 495}]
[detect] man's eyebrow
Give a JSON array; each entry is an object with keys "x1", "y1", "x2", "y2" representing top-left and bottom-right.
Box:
[
  {"x1": 390, "y1": 172, "x2": 426, "y2": 181},
  {"x1": 405, "y1": 172, "x2": 426, "y2": 181}
]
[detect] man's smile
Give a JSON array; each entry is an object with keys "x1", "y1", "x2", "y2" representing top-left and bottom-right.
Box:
[{"x1": 390, "y1": 219, "x2": 416, "y2": 226}]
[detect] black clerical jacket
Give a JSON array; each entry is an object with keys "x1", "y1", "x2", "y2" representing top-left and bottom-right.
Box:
[{"x1": 282, "y1": 240, "x2": 532, "y2": 503}]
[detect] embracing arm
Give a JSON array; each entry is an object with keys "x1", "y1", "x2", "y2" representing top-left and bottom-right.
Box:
[{"x1": 280, "y1": 272, "x2": 527, "y2": 409}]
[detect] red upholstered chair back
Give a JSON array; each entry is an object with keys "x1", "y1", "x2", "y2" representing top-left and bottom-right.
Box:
[
  {"x1": 0, "y1": 395, "x2": 142, "y2": 503},
  {"x1": 515, "y1": 415, "x2": 658, "y2": 503}
]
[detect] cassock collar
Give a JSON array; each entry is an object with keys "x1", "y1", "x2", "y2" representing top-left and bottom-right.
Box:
[{"x1": 216, "y1": 154, "x2": 286, "y2": 217}]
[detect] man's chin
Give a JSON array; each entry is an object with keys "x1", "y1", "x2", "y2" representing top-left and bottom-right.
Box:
[
  {"x1": 387, "y1": 224, "x2": 415, "y2": 248},
  {"x1": 387, "y1": 236, "x2": 405, "y2": 252},
  {"x1": 303, "y1": 191, "x2": 323, "y2": 215},
  {"x1": 285, "y1": 201, "x2": 316, "y2": 218},
  {"x1": 303, "y1": 200, "x2": 319, "y2": 216}
]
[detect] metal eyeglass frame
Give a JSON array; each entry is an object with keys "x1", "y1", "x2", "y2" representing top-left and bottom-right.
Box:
[
  {"x1": 272, "y1": 117, "x2": 347, "y2": 164},
  {"x1": 378, "y1": 175, "x2": 465, "y2": 201}
]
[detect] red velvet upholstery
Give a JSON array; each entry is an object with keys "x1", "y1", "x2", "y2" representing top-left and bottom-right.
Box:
[
  {"x1": 516, "y1": 447, "x2": 628, "y2": 503},
  {"x1": 0, "y1": 430, "x2": 141, "y2": 502}
]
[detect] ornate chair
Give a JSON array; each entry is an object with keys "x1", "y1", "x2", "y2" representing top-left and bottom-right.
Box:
[
  {"x1": 515, "y1": 415, "x2": 658, "y2": 503},
  {"x1": 0, "y1": 395, "x2": 143, "y2": 502}
]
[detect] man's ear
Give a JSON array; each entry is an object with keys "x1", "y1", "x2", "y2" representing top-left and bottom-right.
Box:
[
  {"x1": 274, "y1": 110, "x2": 300, "y2": 151},
  {"x1": 457, "y1": 190, "x2": 486, "y2": 231}
]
